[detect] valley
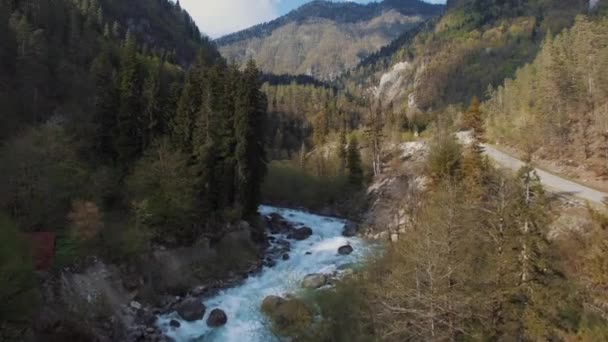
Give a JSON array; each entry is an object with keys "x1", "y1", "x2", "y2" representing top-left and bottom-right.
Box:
[{"x1": 2, "y1": 0, "x2": 608, "y2": 341}]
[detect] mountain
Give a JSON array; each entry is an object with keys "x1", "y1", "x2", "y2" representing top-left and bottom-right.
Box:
[
  {"x1": 216, "y1": 0, "x2": 444, "y2": 80},
  {"x1": 0, "y1": 0, "x2": 221, "y2": 140},
  {"x1": 345, "y1": 0, "x2": 590, "y2": 111}
]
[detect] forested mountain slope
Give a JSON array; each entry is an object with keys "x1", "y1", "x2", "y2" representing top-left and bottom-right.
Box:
[
  {"x1": 1, "y1": 0, "x2": 268, "y2": 340},
  {"x1": 485, "y1": 15, "x2": 608, "y2": 180},
  {"x1": 345, "y1": 0, "x2": 589, "y2": 112},
  {"x1": 216, "y1": 0, "x2": 444, "y2": 80},
  {"x1": 0, "y1": 0, "x2": 219, "y2": 141}
]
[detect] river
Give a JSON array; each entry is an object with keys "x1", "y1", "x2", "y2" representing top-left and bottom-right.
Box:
[{"x1": 156, "y1": 206, "x2": 372, "y2": 341}]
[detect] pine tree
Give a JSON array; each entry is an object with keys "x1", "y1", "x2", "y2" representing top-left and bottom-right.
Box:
[
  {"x1": 346, "y1": 136, "x2": 363, "y2": 187},
  {"x1": 172, "y1": 53, "x2": 206, "y2": 153},
  {"x1": 91, "y1": 46, "x2": 118, "y2": 161},
  {"x1": 463, "y1": 96, "x2": 484, "y2": 141},
  {"x1": 338, "y1": 123, "x2": 348, "y2": 174},
  {"x1": 142, "y1": 58, "x2": 165, "y2": 149},
  {"x1": 115, "y1": 30, "x2": 142, "y2": 165},
  {"x1": 235, "y1": 59, "x2": 267, "y2": 218}
]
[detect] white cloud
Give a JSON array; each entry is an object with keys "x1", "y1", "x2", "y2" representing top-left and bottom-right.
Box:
[{"x1": 179, "y1": 0, "x2": 281, "y2": 38}]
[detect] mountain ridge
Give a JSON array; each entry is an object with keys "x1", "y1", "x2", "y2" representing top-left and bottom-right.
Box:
[
  {"x1": 216, "y1": 0, "x2": 444, "y2": 46},
  {"x1": 215, "y1": 0, "x2": 444, "y2": 80}
]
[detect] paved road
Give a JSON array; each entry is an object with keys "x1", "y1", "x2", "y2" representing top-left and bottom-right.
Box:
[{"x1": 483, "y1": 145, "x2": 607, "y2": 205}]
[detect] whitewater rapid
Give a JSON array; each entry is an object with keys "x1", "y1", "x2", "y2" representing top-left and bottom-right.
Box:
[{"x1": 157, "y1": 206, "x2": 371, "y2": 341}]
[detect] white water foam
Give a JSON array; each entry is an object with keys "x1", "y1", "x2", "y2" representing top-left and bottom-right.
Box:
[{"x1": 157, "y1": 206, "x2": 372, "y2": 342}]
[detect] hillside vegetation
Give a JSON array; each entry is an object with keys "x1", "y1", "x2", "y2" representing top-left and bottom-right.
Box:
[
  {"x1": 346, "y1": 0, "x2": 588, "y2": 112},
  {"x1": 485, "y1": 15, "x2": 608, "y2": 177},
  {"x1": 0, "y1": 0, "x2": 267, "y2": 339}
]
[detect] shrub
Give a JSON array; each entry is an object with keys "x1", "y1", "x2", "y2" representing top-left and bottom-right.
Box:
[
  {"x1": 0, "y1": 215, "x2": 40, "y2": 329},
  {"x1": 262, "y1": 160, "x2": 352, "y2": 210}
]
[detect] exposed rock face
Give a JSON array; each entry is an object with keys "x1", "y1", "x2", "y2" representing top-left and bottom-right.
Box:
[
  {"x1": 175, "y1": 298, "x2": 206, "y2": 322},
  {"x1": 338, "y1": 245, "x2": 354, "y2": 255},
  {"x1": 216, "y1": 1, "x2": 443, "y2": 80},
  {"x1": 206, "y1": 309, "x2": 228, "y2": 327},
  {"x1": 302, "y1": 274, "x2": 328, "y2": 289},
  {"x1": 288, "y1": 227, "x2": 313, "y2": 241}
]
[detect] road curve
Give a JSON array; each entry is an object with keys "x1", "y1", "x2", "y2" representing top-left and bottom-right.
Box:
[{"x1": 482, "y1": 145, "x2": 607, "y2": 205}]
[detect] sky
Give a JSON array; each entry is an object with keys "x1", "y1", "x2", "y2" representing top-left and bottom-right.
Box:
[{"x1": 177, "y1": 0, "x2": 446, "y2": 39}]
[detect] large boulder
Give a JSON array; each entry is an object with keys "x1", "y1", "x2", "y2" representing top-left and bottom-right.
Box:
[
  {"x1": 288, "y1": 227, "x2": 313, "y2": 241},
  {"x1": 206, "y1": 309, "x2": 228, "y2": 327},
  {"x1": 267, "y1": 214, "x2": 293, "y2": 234},
  {"x1": 302, "y1": 274, "x2": 328, "y2": 289},
  {"x1": 338, "y1": 245, "x2": 354, "y2": 255},
  {"x1": 261, "y1": 296, "x2": 312, "y2": 336},
  {"x1": 342, "y1": 221, "x2": 359, "y2": 237},
  {"x1": 175, "y1": 298, "x2": 206, "y2": 322}
]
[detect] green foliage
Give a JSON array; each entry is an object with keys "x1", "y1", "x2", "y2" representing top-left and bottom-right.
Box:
[
  {"x1": 262, "y1": 161, "x2": 351, "y2": 210},
  {"x1": 236, "y1": 60, "x2": 268, "y2": 217},
  {"x1": 304, "y1": 280, "x2": 375, "y2": 342},
  {"x1": 486, "y1": 16, "x2": 608, "y2": 169},
  {"x1": 426, "y1": 133, "x2": 463, "y2": 181},
  {"x1": 99, "y1": 216, "x2": 150, "y2": 263},
  {"x1": 346, "y1": 136, "x2": 364, "y2": 188},
  {"x1": 0, "y1": 215, "x2": 40, "y2": 327},
  {"x1": 0, "y1": 122, "x2": 88, "y2": 230},
  {"x1": 127, "y1": 139, "x2": 197, "y2": 244}
]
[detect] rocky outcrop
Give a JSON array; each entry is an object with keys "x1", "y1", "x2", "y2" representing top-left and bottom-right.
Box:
[
  {"x1": 267, "y1": 214, "x2": 294, "y2": 235},
  {"x1": 288, "y1": 227, "x2": 313, "y2": 241},
  {"x1": 338, "y1": 245, "x2": 354, "y2": 255},
  {"x1": 175, "y1": 298, "x2": 206, "y2": 322},
  {"x1": 206, "y1": 309, "x2": 228, "y2": 327},
  {"x1": 302, "y1": 274, "x2": 328, "y2": 289}
]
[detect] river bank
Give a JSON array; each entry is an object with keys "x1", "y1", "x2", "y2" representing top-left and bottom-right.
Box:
[{"x1": 157, "y1": 206, "x2": 374, "y2": 341}]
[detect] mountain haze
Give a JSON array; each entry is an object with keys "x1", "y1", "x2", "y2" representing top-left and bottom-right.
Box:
[{"x1": 216, "y1": 0, "x2": 444, "y2": 80}]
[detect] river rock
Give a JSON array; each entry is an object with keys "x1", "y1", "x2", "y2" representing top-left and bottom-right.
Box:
[
  {"x1": 288, "y1": 227, "x2": 313, "y2": 241},
  {"x1": 169, "y1": 319, "x2": 181, "y2": 328},
  {"x1": 267, "y1": 214, "x2": 293, "y2": 234},
  {"x1": 342, "y1": 221, "x2": 359, "y2": 237},
  {"x1": 338, "y1": 245, "x2": 354, "y2": 255},
  {"x1": 130, "y1": 301, "x2": 143, "y2": 310},
  {"x1": 302, "y1": 273, "x2": 328, "y2": 289},
  {"x1": 282, "y1": 253, "x2": 290, "y2": 260},
  {"x1": 175, "y1": 298, "x2": 206, "y2": 322},
  {"x1": 206, "y1": 309, "x2": 228, "y2": 327}
]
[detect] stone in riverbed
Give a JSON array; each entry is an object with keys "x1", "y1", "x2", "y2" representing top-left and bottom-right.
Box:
[
  {"x1": 302, "y1": 273, "x2": 328, "y2": 289},
  {"x1": 282, "y1": 253, "x2": 290, "y2": 260},
  {"x1": 169, "y1": 319, "x2": 181, "y2": 328},
  {"x1": 206, "y1": 309, "x2": 228, "y2": 327},
  {"x1": 175, "y1": 298, "x2": 206, "y2": 322},
  {"x1": 338, "y1": 245, "x2": 354, "y2": 255},
  {"x1": 267, "y1": 214, "x2": 294, "y2": 234},
  {"x1": 342, "y1": 221, "x2": 359, "y2": 237},
  {"x1": 288, "y1": 227, "x2": 313, "y2": 241}
]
